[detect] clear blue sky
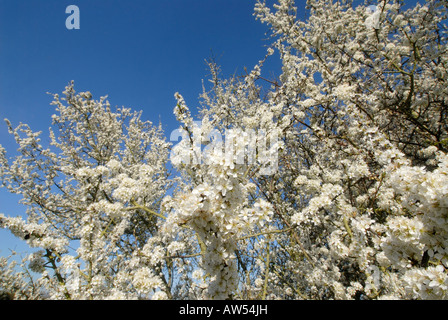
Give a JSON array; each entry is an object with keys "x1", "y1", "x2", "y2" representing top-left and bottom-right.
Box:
[
  {"x1": 0, "y1": 0, "x2": 422, "y2": 259},
  {"x1": 0, "y1": 0, "x2": 288, "y2": 258}
]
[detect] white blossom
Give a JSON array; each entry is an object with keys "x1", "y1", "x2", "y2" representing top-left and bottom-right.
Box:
[{"x1": 1, "y1": 0, "x2": 448, "y2": 300}]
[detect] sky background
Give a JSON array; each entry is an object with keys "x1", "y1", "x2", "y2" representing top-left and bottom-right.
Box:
[
  {"x1": 0, "y1": 0, "x2": 422, "y2": 261},
  {"x1": 0, "y1": 0, "x2": 290, "y2": 259}
]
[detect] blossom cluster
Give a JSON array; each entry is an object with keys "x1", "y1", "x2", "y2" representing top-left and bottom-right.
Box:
[{"x1": 1, "y1": 0, "x2": 447, "y2": 300}]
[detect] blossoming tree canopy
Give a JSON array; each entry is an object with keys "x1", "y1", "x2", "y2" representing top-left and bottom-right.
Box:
[
  {"x1": 0, "y1": 82, "x2": 174, "y2": 299},
  {"x1": 1, "y1": 0, "x2": 448, "y2": 300}
]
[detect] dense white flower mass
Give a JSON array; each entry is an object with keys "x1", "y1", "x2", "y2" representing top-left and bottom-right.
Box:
[{"x1": 1, "y1": 0, "x2": 447, "y2": 300}]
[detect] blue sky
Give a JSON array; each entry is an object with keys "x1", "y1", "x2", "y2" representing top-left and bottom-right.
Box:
[
  {"x1": 0, "y1": 0, "x2": 288, "y2": 258},
  {"x1": 0, "y1": 0, "x2": 423, "y2": 259}
]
